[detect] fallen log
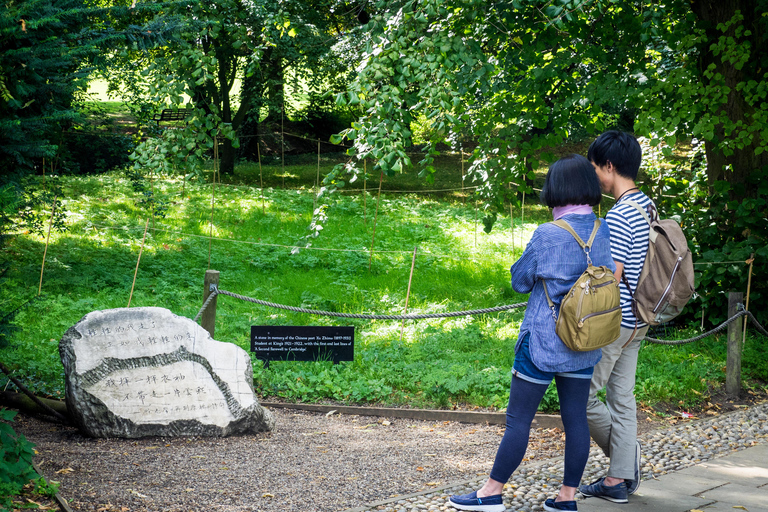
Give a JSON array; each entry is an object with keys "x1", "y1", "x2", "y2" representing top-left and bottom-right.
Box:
[{"x1": 0, "y1": 390, "x2": 69, "y2": 422}]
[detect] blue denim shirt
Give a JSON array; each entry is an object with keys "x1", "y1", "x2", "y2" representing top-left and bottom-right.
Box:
[{"x1": 510, "y1": 213, "x2": 615, "y2": 373}]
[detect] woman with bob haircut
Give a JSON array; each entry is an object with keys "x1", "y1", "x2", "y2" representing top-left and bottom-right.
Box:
[{"x1": 449, "y1": 154, "x2": 614, "y2": 512}]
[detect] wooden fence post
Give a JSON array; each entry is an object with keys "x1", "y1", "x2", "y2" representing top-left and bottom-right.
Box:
[
  {"x1": 202, "y1": 270, "x2": 220, "y2": 337},
  {"x1": 726, "y1": 291, "x2": 743, "y2": 396}
]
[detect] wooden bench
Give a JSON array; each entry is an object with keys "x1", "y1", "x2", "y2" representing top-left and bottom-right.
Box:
[{"x1": 152, "y1": 109, "x2": 191, "y2": 126}]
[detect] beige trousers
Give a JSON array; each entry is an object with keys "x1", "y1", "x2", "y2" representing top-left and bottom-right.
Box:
[{"x1": 586, "y1": 325, "x2": 648, "y2": 480}]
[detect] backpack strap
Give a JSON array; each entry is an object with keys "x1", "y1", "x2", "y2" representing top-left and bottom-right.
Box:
[
  {"x1": 624, "y1": 200, "x2": 658, "y2": 243},
  {"x1": 620, "y1": 200, "x2": 651, "y2": 345},
  {"x1": 551, "y1": 219, "x2": 601, "y2": 265},
  {"x1": 541, "y1": 219, "x2": 602, "y2": 321},
  {"x1": 541, "y1": 280, "x2": 558, "y2": 322}
]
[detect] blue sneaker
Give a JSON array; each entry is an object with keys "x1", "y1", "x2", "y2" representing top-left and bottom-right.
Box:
[
  {"x1": 543, "y1": 498, "x2": 577, "y2": 511},
  {"x1": 448, "y1": 491, "x2": 505, "y2": 512},
  {"x1": 627, "y1": 440, "x2": 642, "y2": 495},
  {"x1": 578, "y1": 477, "x2": 628, "y2": 503}
]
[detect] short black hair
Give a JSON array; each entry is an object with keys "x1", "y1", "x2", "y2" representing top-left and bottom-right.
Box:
[
  {"x1": 540, "y1": 154, "x2": 602, "y2": 207},
  {"x1": 587, "y1": 130, "x2": 642, "y2": 180}
]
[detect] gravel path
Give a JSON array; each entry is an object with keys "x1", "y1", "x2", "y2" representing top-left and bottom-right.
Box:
[
  {"x1": 13, "y1": 401, "x2": 768, "y2": 512},
  {"x1": 15, "y1": 407, "x2": 563, "y2": 512},
  {"x1": 364, "y1": 401, "x2": 768, "y2": 512}
]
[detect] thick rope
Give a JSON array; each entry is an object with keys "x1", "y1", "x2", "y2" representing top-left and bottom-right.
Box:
[
  {"x1": 194, "y1": 288, "x2": 527, "y2": 322},
  {"x1": 194, "y1": 290, "x2": 767, "y2": 344},
  {"x1": 746, "y1": 310, "x2": 768, "y2": 337},
  {"x1": 644, "y1": 307, "x2": 768, "y2": 345},
  {"x1": 195, "y1": 289, "x2": 219, "y2": 322}
]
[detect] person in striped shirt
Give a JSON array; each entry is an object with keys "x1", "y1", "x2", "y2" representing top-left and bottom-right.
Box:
[{"x1": 579, "y1": 131, "x2": 656, "y2": 504}]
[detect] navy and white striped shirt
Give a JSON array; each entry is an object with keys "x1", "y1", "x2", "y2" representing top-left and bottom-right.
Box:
[
  {"x1": 511, "y1": 213, "x2": 615, "y2": 373},
  {"x1": 605, "y1": 191, "x2": 655, "y2": 329}
]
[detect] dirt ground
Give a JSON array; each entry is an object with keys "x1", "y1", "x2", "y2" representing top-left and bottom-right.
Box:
[{"x1": 7, "y1": 386, "x2": 767, "y2": 512}]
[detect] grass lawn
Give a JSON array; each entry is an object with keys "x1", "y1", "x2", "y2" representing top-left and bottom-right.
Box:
[{"x1": 1, "y1": 151, "x2": 766, "y2": 414}]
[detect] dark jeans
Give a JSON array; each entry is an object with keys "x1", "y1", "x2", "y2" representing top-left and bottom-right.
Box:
[{"x1": 489, "y1": 338, "x2": 592, "y2": 488}]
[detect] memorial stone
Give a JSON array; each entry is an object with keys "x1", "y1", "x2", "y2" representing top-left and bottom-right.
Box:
[{"x1": 60, "y1": 307, "x2": 275, "y2": 438}]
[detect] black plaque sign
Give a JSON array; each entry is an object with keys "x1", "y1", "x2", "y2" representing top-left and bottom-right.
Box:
[{"x1": 250, "y1": 326, "x2": 354, "y2": 365}]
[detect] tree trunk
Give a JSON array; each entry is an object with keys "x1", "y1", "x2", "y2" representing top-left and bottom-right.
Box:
[
  {"x1": 238, "y1": 71, "x2": 268, "y2": 161},
  {"x1": 264, "y1": 50, "x2": 285, "y2": 123},
  {"x1": 691, "y1": 0, "x2": 768, "y2": 198},
  {"x1": 0, "y1": 391, "x2": 69, "y2": 422},
  {"x1": 220, "y1": 137, "x2": 235, "y2": 175}
]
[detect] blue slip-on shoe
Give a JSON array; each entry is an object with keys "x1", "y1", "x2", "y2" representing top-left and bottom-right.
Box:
[
  {"x1": 578, "y1": 477, "x2": 629, "y2": 503},
  {"x1": 543, "y1": 498, "x2": 577, "y2": 511},
  {"x1": 627, "y1": 440, "x2": 642, "y2": 495},
  {"x1": 448, "y1": 491, "x2": 505, "y2": 512}
]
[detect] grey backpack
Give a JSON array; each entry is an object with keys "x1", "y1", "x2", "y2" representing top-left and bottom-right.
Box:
[{"x1": 624, "y1": 201, "x2": 695, "y2": 325}]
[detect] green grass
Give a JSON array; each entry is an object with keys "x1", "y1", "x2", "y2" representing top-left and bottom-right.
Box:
[
  {"x1": 0, "y1": 169, "x2": 546, "y2": 409},
  {"x1": 1, "y1": 162, "x2": 765, "y2": 413}
]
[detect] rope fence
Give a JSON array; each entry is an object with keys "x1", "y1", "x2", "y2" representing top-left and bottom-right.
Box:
[
  {"x1": 193, "y1": 284, "x2": 761, "y2": 394},
  {"x1": 85, "y1": 222, "x2": 497, "y2": 258},
  {"x1": 193, "y1": 288, "x2": 528, "y2": 323},
  {"x1": 40, "y1": 123, "x2": 767, "y2": 350},
  {"x1": 193, "y1": 287, "x2": 767, "y2": 347},
  {"x1": 644, "y1": 307, "x2": 768, "y2": 345},
  {"x1": 81, "y1": 220, "x2": 754, "y2": 273}
]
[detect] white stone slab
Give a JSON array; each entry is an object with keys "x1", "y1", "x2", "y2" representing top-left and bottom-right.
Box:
[{"x1": 60, "y1": 307, "x2": 274, "y2": 438}]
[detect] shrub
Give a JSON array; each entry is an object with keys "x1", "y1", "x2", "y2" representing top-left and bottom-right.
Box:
[
  {"x1": 0, "y1": 408, "x2": 44, "y2": 507},
  {"x1": 60, "y1": 132, "x2": 135, "y2": 174}
]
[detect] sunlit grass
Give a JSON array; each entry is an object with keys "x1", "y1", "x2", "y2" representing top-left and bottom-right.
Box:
[
  {"x1": 2, "y1": 164, "x2": 764, "y2": 412},
  {"x1": 1, "y1": 169, "x2": 546, "y2": 409}
]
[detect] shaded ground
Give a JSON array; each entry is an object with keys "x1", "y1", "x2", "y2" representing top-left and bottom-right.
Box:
[
  {"x1": 7, "y1": 386, "x2": 768, "y2": 511},
  {"x1": 13, "y1": 408, "x2": 560, "y2": 512}
]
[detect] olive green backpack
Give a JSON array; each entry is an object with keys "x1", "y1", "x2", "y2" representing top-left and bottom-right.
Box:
[{"x1": 541, "y1": 220, "x2": 622, "y2": 352}]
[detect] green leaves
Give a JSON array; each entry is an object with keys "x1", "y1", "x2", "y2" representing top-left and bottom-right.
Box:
[{"x1": 0, "y1": 408, "x2": 41, "y2": 498}]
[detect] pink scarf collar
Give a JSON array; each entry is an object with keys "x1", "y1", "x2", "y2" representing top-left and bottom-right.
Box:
[{"x1": 552, "y1": 204, "x2": 594, "y2": 220}]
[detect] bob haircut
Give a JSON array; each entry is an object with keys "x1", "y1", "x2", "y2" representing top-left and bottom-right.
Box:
[
  {"x1": 540, "y1": 154, "x2": 602, "y2": 207},
  {"x1": 587, "y1": 130, "x2": 642, "y2": 180}
]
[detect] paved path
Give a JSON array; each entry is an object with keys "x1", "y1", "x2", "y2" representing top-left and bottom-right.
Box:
[
  {"x1": 346, "y1": 403, "x2": 768, "y2": 512},
  {"x1": 581, "y1": 443, "x2": 768, "y2": 512}
]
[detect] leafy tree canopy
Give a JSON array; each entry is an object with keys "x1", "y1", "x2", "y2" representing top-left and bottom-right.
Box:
[
  {"x1": 111, "y1": 0, "x2": 365, "y2": 175},
  {"x1": 327, "y1": 0, "x2": 767, "y2": 325},
  {"x1": 333, "y1": 0, "x2": 766, "y2": 194}
]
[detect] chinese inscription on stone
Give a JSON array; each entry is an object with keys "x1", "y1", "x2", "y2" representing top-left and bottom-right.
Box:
[{"x1": 60, "y1": 307, "x2": 275, "y2": 438}]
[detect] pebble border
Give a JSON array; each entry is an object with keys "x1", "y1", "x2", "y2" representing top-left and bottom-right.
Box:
[{"x1": 344, "y1": 401, "x2": 768, "y2": 512}]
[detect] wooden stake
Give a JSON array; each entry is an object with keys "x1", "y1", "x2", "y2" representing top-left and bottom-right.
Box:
[
  {"x1": 508, "y1": 183, "x2": 513, "y2": 229},
  {"x1": 363, "y1": 159, "x2": 368, "y2": 224},
  {"x1": 208, "y1": 138, "x2": 218, "y2": 269},
  {"x1": 368, "y1": 171, "x2": 383, "y2": 271},
  {"x1": 474, "y1": 198, "x2": 478, "y2": 248},
  {"x1": 726, "y1": 291, "x2": 743, "y2": 396},
  {"x1": 150, "y1": 165, "x2": 155, "y2": 232},
  {"x1": 461, "y1": 150, "x2": 465, "y2": 203},
  {"x1": 201, "y1": 270, "x2": 220, "y2": 337},
  {"x1": 281, "y1": 105, "x2": 285, "y2": 189},
  {"x1": 314, "y1": 139, "x2": 320, "y2": 213},
  {"x1": 743, "y1": 254, "x2": 755, "y2": 345},
  {"x1": 128, "y1": 218, "x2": 150, "y2": 308},
  {"x1": 521, "y1": 191, "x2": 526, "y2": 248},
  {"x1": 401, "y1": 246, "x2": 418, "y2": 341},
  {"x1": 38, "y1": 195, "x2": 57, "y2": 296},
  {"x1": 257, "y1": 142, "x2": 265, "y2": 215}
]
